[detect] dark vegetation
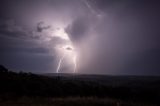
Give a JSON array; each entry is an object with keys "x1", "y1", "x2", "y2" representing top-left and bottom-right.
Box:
[{"x1": 0, "y1": 65, "x2": 160, "y2": 105}]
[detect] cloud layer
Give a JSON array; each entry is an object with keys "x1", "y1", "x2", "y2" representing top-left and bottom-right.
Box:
[{"x1": 0, "y1": 0, "x2": 160, "y2": 75}]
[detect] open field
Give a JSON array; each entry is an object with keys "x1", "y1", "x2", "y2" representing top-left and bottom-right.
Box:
[
  {"x1": 0, "y1": 65, "x2": 160, "y2": 106},
  {"x1": 0, "y1": 97, "x2": 157, "y2": 106}
]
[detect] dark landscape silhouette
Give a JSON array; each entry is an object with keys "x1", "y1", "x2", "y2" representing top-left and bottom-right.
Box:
[{"x1": 0, "y1": 65, "x2": 160, "y2": 106}]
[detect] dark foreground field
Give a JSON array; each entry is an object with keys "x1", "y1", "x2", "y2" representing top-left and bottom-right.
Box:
[
  {"x1": 0, "y1": 65, "x2": 160, "y2": 106},
  {"x1": 0, "y1": 97, "x2": 156, "y2": 106}
]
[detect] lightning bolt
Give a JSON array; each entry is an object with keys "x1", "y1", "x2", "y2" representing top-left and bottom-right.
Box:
[
  {"x1": 82, "y1": 0, "x2": 96, "y2": 14},
  {"x1": 73, "y1": 55, "x2": 77, "y2": 73},
  {"x1": 56, "y1": 54, "x2": 65, "y2": 73}
]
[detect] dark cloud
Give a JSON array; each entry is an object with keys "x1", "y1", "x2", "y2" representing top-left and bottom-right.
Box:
[
  {"x1": 0, "y1": 19, "x2": 50, "y2": 40},
  {"x1": 37, "y1": 21, "x2": 51, "y2": 32},
  {"x1": 0, "y1": 18, "x2": 54, "y2": 73},
  {"x1": 0, "y1": 32, "x2": 50, "y2": 55},
  {"x1": 1, "y1": 46, "x2": 49, "y2": 55},
  {"x1": 0, "y1": 0, "x2": 160, "y2": 75},
  {"x1": 66, "y1": 17, "x2": 91, "y2": 44},
  {"x1": 0, "y1": 30, "x2": 53, "y2": 73},
  {"x1": 0, "y1": 19, "x2": 32, "y2": 39}
]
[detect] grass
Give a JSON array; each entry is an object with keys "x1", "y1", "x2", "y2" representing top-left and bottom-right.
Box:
[
  {"x1": 0, "y1": 66, "x2": 159, "y2": 106},
  {"x1": 0, "y1": 97, "x2": 157, "y2": 106}
]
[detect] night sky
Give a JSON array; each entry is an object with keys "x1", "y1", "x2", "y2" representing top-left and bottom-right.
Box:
[{"x1": 0, "y1": 0, "x2": 160, "y2": 75}]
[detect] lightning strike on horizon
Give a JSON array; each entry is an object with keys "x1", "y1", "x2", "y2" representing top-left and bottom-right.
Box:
[
  {"x1": 53, "y1": 24, "x2": 78, "y2": 73},
  {"x1": 73, "y1": 55, "x2": 77, "y2": 73},
  {"x1": 56, "y1": 54, "x2": 65, "y2": 73}
]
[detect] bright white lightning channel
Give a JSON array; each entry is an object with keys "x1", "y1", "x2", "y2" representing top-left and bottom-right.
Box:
[
  {"x1": 56, "y1": 46, "x2": 77, "y2": 73},
  {"x1": 73, "y1": 55, "x2": 77, "y2": 73},
  {"x1": 56, "y1": 54, "x2": 65, "y2": 73}
]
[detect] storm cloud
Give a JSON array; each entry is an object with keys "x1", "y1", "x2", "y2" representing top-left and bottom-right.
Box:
[
  {"x1": 37, "y1": 21, "x2": 51, "y2": 32},
  {"x1": 66, "y1": 17, "x2": 91, "y2": 43},
  {"x1": 0, "y1": 0, "x2": 160, "y2": 75}
]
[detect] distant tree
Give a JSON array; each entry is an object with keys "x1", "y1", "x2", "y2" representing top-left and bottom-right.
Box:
[{"x1": 0, "y1": 65, "x2": 8, "y2": 73}]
